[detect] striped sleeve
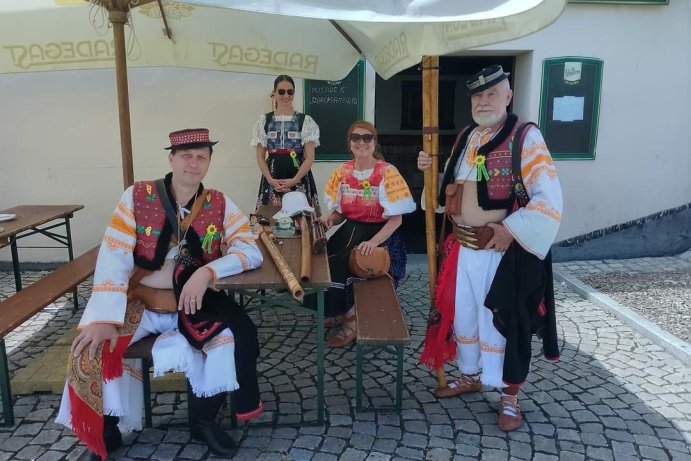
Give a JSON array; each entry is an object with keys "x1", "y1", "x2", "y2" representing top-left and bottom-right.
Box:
[
  {"x1": 379, "y1": 164, "x2": 416, "y2": 218},
  {"x1": 324, "y1": 164, "x2": 344, "y2": 213},
  {"x1": 204, "y1": 195, "x2": 263, "y2": 281},
  {"x1": 503, "y1": 126, "x2": 563, "y2": 259},
  {"x1": 79, "y1": 187, "x2": 137, "y2": 327}
]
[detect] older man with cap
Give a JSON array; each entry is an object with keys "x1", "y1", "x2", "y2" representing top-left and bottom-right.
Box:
[
  {"x1": 417, "y1": 65, "x2": 563, "y2": 431},
  {"x1": 56, "y1": 128, "x2": 264, "y2": 460}
]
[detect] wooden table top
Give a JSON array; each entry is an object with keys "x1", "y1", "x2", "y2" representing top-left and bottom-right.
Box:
[
  {"x1": 215, "y1": 205, "x2": 331, "y2": 290},
  {"x1": 0, "y1": 205, "x2": 84, "y2": 245}
]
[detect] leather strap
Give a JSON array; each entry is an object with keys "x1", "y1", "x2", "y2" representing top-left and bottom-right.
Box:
[{"x1": 511, "y1": 123, "x2": 536, "y2": 209}]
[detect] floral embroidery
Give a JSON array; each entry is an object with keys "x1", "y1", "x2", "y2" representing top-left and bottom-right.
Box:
[
  {"x1": 145, "y1": 184, "x2": 156, "y2": 201},
  {"x1": 136, "y1": 225, "x2": 160, "y2": 236},
  {"x1": 203, "y1": 192, "x2": 213, "y2": 208}
]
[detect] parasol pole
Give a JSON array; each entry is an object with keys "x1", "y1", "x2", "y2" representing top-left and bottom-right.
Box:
[
  {"x1": 109, "y1": 7, "x2": 134, "y2": 188},
  {"x1": 421, "y1": 56, "x2": 446, "y2": 389},
  {"x1": 92, "y1": 0, "x2": 159, "y2": 188}
]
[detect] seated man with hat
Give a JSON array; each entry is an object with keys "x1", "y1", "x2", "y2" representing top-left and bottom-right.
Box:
[
  {"x1": 56, "y1": 128, "x2": 264, "y2": 460},
  {"x1": 417, "y1": 65, "x2": 563, "y2": 431}
]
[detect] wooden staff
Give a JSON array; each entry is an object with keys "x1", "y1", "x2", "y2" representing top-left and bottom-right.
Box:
[
  {"x1": 298, "y1": 215, "x2": 311, "y2": 282},
  {"x1": 422, "y1": 55, "x2": 447, "y2": 390},
  {"x1": 310, "y1": 213, "x2": 327, "y2": 254},
  {"x1": 258, "y1": 225, "x2": 304, "y2": 302}
]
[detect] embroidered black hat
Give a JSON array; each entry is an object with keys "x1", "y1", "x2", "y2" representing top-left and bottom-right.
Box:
[
  {"x1": 164, "y1": 128, "x2": 218, "y2": 150},
  {"x1": 466, "y1": 65, "x2": 510, "y2": 95}
]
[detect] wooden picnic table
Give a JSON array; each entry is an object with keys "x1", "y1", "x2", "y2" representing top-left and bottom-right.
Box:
[
  {"x1": 0, "y1": 205, "x2": 84, "y2": 304},
  {"x1": 215, "y1": 205, "x2": 331, "y2": 424}
]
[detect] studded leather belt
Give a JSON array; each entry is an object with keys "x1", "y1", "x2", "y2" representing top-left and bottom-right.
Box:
[{"x1": 453, "y1": 224, "x2": 494, "y2": 250}]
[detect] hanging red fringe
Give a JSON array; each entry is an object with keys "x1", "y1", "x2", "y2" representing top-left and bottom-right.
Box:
[
  {"x1": 102, "y1": 334, "x2": 133, "y2": 382},
  {"x1": 419, "y1": 235, "x2": 460, "y2": 370},
  {"x1": 68, "y1": 384, "x2": 106, "y2": 460}
]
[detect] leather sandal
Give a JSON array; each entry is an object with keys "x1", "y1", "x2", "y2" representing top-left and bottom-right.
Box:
[
  {"x1": 324, "y1": 315, "x2": 344, "y2": 328},
  {"x1": 498, "y1": 394, "x2": 523, "y2": 432},
  {"x1": 327, "y1": 317, "x2": 356, "y2": 347},
  {"x1": 434, "y1": 375, "x2": 482, "y2": 398}
]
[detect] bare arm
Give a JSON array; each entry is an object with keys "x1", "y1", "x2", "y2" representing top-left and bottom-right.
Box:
[
  {"x1": 256, "y1": 144, "x2": 280, "y2": 189},
  {"x1": 357, "y1": 214, "x2": 403, "y2": 256}
]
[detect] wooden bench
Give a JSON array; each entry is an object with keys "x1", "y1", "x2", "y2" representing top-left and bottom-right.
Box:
[
  {"x1": 353, "y1": 276, "x2": 410, "y2": 413},
  {"x1": 0, "y1": 245, "x2": 99, "y2": 426}
]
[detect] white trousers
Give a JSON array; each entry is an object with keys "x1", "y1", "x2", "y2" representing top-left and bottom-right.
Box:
[
  {"x1": 453, "y1": 246, "x2": 506, "y2": 388},
  {"x1": 56, "y1": 310, "x2": 237, "y2": 432}
]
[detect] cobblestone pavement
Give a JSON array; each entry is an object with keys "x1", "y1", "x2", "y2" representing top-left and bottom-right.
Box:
[{"x1": 0, "y1": 260, "x2": 690, "y2": 461}]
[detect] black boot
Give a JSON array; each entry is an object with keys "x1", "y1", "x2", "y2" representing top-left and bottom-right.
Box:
[
  {"x1": 188, "y1": 392, "x2": 238, "y2": 457},
  {"x1": 76, "y1": 415, "x2": 123, "y2": 461}
]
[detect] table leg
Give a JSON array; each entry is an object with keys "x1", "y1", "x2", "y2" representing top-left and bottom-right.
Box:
[
  {"x1": 65, "y1": 218, "x2": 79, "y2": 309},
  {"x1": 9, "y1": 237, "x2": 21, "y2": 293},
  {"x1": 317, "y1": 288, "x2": 325, "y2": 425}
]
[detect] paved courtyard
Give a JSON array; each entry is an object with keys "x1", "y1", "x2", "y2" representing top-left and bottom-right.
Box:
[{"x1": 0, "y1": 254, "x2": 689, "y2": 460}]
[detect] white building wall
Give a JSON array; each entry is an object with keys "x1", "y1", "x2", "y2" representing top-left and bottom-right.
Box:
[
  {"x1": 479, "y1": 0, "x2": 691, "y2": 241},
  {"x1": 1, "y1": 1, "x2": 690, "y2": 261}
]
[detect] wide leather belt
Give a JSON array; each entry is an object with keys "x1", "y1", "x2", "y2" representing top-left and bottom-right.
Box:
[
  {"x1": 453, "y1": 224, "x2": 494, "y2": 250},
  {"x1": 130, "y1": 285, "x2": 178, "y2": 314}
]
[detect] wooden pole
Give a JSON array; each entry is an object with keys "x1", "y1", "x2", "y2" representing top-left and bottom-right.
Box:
[
  {"x1": 421, "y1": 56, "x2": 446, "y2": 389},
  {"x1": 298, "y1": 215, "x2": 311, "y2": 282},
  {"x1": 108, "y1": 9, "x2": 134, "y2": 188}
]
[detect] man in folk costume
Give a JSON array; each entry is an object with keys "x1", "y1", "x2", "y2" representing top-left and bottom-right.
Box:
[
  {"x1": 417, "y1": 66, "x2": 563, "y2": 431},
  {"x1": 56, "y1": 129, "x2": 264, "y2": 460}
]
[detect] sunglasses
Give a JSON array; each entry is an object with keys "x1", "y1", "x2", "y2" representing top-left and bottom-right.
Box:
[
  {"x1": 276, "y1": 89, "x2": 295, "y2": 96},
  {"x1": 349, "y1": 133, "x2": 375, "y2": 143}
]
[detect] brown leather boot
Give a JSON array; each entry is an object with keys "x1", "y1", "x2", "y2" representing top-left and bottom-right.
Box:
[{"x1": 188, "y1": 392, "x2": 238, "y2": 457}]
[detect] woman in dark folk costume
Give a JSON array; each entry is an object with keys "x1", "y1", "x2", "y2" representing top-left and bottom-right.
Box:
[{"x1": 251, "y1": 74, "x2": 320, "y2": 210}]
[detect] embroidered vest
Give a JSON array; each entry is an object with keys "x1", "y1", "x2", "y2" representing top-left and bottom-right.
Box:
[
  {"x1": 340, "y1": 160, "x2": 387, "y2": 223},
  {"x1": 440, "y1": 114, "x2": 521, "y2": 211},
  {"x1": 132, "y1": 181, "x2": 226, "y2": 269},
  {"x1": 265, "y1": 112, "x2": 305, "y2": 154}
]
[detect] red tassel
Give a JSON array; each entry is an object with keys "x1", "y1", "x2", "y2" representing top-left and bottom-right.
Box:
[
  {"x1": 102, "y1": 334, "x2": 133, "y2": 382},
  {"x1": 68, "y1": 384, "x2": 106, "y2": 460},
  {"x1": 419, "y1": 236, "x2": 460, "y2": 370}
]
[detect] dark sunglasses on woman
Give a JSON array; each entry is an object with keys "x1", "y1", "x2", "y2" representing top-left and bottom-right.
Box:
[
  {"x1": 349, "y1": 133, "x2": 375, "y2": 143},
  {"x1": 276, "y1": 89, "x2": 295, "y2": 96}
]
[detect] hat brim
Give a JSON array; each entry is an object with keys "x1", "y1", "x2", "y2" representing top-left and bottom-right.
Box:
[
  {"x1": 467, "y1": 72, "x2": 509, "y2": 95},
  {"x1": 272, "y1": 211, "x2": 292, "y2": 221},
  {"x1": 165, "y1": 141, "x2": 218, "y2": 150}
]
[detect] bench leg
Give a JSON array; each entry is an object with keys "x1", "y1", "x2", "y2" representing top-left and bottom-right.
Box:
[
  {"x1": 0, "y1": 340, "x2": 14, "y2": 426},
  {"x1": 64, "y1": 218, "x2": 79, "y2": 310},
  {"x1": 356, "y1": 343, "x2": 364, "y2": 412},
  {"x1": 141, "y1": 358, "x2": 153, "y2": 428},
  {"x1": 396, "y1": 345, "x2": 404, "y2": 413}
]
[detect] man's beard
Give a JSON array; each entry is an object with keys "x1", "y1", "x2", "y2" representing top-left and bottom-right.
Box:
[{"x1": 472, "y1": 110, "x2": 504, "y2": 128}]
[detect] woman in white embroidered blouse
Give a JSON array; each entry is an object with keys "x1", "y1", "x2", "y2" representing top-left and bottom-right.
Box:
[
  {"x1": 250, "y1": 74, "x2": 320, "y2": 210},
  {"x1": 318, "y1": 120, "x2": 416, "y2": 347}
]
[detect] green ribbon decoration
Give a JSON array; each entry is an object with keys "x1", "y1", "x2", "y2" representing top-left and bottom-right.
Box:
[
  {"x1": 361, "y1": 180, "x2": 372, "y2": 199},
  {"x1": 290, "y1": 150, "x2": 299, "y2": 168},
  {"x1": 201, "y1": 224, "x2": 218, "y2": 254},
  {"x1": 475, "y1": 155, "x2": 490, "y2": 181},
  {"x1": 201, "y1": 233, "x2": 214, "y2": 254}
]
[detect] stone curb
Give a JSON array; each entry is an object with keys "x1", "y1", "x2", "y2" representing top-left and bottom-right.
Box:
[{"x1": 554, "y1": 268, "x2": 691, "y2": 367}]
